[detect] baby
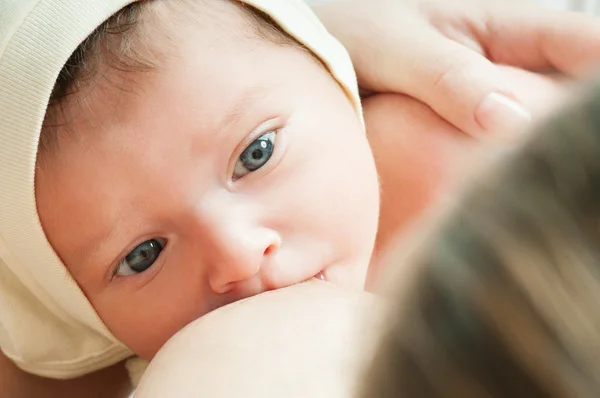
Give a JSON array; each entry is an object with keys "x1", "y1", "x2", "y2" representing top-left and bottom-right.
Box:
[
  {"x1": 0, "y1": 0, "x2": 382, "y2": 381},
  {"x1": 36, "y1": 0, "x2": 379, "y2": 362},
  {"x1": 0, "y1": 0, "x2": 569, "y2": 387}
]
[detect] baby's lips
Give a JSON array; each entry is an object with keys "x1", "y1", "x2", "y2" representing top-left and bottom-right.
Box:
[{"x1": 302, "y1": 272, "x2": 327, "y2": 285}]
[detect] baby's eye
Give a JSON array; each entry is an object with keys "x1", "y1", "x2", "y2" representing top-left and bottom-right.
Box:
[
  {"x1": 233, "y1": 131, "x2": 276, "y2": 180},
  {"x1": 116, "y1": 239, "x2": 166, "y2": 277}
]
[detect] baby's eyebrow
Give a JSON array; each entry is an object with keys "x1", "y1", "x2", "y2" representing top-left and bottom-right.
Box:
[
  {"x1": 69, "y1": 211, "x2": 126, "y2": 278},
  {"x1": 215, "y1": 83, "x2": 274, "y2": 134}
]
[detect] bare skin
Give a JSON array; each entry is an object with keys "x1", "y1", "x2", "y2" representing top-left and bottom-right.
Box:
[
  {"x1": 1, "y1": 68, "x2": 565, "y2": 398},
  {"x1": 0, "y1": 0, "x2": 580, "y2": 394},
  {"x1": 130, "y1": 68, "x2": 566, "y2": 397},
  {"x1": 134, "y1": 280, "x2": 385, "y2": 398}
]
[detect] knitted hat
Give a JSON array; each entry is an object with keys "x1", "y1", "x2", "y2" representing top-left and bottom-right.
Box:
[{"x1": 0, "y1": 0, "x2": 361, "y2": 379}]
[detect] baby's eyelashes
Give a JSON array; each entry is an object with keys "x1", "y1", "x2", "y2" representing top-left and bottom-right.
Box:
[
  {"x1": 114, "y1": 238, "x2": 167, "y2": 277},
  {"x1": 232, "y1": 131, "x2": 276, "y2": 180}
]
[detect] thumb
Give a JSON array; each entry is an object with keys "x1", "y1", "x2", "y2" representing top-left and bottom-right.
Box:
[{"x1": 367, "y1": 28, "x2": 532, "y2": 140}]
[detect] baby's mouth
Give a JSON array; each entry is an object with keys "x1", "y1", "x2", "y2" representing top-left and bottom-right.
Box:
[{"x1": 314, "y1": 271, "x2": 326, "y2": 281}]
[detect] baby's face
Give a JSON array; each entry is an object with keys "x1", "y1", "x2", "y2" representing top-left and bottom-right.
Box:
[{"x1": 35, "y1": 5, "x2": 379, "y2": 358}]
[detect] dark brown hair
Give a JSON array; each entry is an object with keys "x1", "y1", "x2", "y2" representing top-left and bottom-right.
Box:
[
  {"x1": 362, "y1": 82, "x2": 600, "y2": 397},
  {"x1": 39, "y1": 0, "x2": 305, "y2": 157}
]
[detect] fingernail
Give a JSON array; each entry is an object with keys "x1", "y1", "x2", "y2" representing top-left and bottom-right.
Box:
[{"x1": 476, "y1": 92, "x2": 532, "y2": 139}]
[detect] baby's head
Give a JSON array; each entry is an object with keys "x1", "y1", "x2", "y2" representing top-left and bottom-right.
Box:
[
  {"x1": 362, "y1": 81, "x2": 600, "y2": 397},
  {"x1": 0, "y1": 0, "x2": 378, "y2": 376}
]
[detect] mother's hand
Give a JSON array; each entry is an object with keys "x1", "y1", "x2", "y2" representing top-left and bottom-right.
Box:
[
  {"x1": 135, "y1": 280, "x2": 385, "y2": 398},
  {"x1": 312, "y1": 0, "x2": 600, "y2": 139}
]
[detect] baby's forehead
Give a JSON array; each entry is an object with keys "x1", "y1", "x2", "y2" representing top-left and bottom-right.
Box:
[
  {"x1": 145, "y1": 0, "x2": 293, "y2": 50},
  {"x1": 42, "y1": 0, "x2": 301, "y2": 153}
]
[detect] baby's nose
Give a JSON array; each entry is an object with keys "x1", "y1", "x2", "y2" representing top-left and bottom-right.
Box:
[{"x1": 206, "y1": 224, "x2": 281, "y2": 295}]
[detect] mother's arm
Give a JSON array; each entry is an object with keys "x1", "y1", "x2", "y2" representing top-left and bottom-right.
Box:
[{"x1": 135, "y1": 280, "x2": 385, "y2": 398}]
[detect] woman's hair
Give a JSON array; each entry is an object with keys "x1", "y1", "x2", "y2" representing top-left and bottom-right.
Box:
[
  {"x1": 39, "y1": 0, "x2": 306, "y2": 157},
  {"x1": 362, "y1": 81, "x2": 600, "y2": 398}
]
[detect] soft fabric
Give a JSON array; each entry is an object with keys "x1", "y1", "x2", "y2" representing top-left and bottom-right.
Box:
[
  {"x1": 0, "y1": 0, "x2": 361, "y2": 379},
  {"x1": 127, "y1": 356, "x2": 150, "y2": 389}
]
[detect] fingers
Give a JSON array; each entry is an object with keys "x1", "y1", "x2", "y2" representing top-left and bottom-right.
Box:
[
  {"x1": 482, "y1": 5, "x2": 600, "y2": 76},
  {"x1": 385, "y1": 27, "x2": 532, "y2": 139},
  {"x1": 315, "y1": 0, "x2": 587, "y2": 139},
  {"x1": 312, "y1": 0, "x2": 529, "y2": 137}
]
